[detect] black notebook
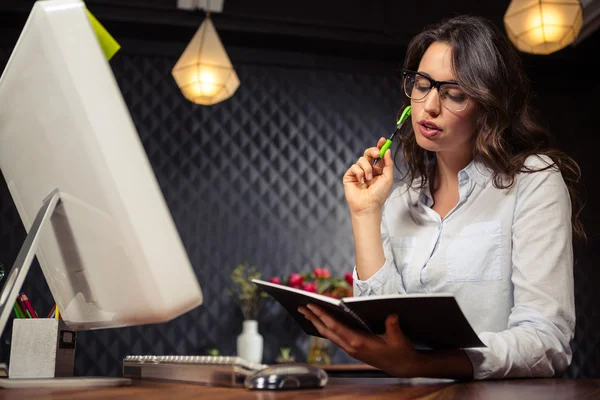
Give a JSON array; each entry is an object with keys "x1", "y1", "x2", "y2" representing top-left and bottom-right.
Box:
[{"x1": 253, "y1": 279, "x2": 485, "y2": 350}]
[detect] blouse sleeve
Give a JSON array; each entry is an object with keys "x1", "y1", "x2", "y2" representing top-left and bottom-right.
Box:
[{"x1": 352, "y1": 201, "x2": 407, "y2": 296}]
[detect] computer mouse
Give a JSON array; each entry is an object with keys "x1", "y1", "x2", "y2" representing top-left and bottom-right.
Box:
[{"x1": 244, "y1": 363, "x2": 328, "y2": 390}]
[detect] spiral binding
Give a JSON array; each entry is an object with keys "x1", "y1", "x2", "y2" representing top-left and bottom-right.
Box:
[{"x1": 340, "y1": 303, "x2": 373, "y2": 333}]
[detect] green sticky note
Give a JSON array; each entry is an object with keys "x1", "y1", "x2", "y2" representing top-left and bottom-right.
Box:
[{"x1": 85, "y1": 8, "x2": 120, "y2": 60}]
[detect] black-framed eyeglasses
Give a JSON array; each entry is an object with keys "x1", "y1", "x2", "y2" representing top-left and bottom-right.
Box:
[{"x1": 401, "y1": 69, "x2": 470, "y2": 112}]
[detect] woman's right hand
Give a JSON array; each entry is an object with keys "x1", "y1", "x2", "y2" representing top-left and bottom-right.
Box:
[{"x1": 343, "y1": 137, "x2": 395, "y2": 216}]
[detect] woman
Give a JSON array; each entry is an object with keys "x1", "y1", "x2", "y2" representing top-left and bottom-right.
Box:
[{"x1": 298, "y1": 15, "x2": 584, "y2": 380}]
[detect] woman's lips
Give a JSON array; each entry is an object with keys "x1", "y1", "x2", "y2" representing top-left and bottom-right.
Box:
[{"x1": 418, "y1": 123, "x2": 441, "y2": 139}]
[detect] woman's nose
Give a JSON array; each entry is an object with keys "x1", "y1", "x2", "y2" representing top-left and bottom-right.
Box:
[{"x1": 423, "y1": 88, "x2": 441, "y2": 116}]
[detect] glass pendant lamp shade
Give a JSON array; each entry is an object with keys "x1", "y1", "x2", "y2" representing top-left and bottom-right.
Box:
[
  {"x1": 504, "y1": 0, "x2": 583, "y2": 55},
  {"x1": 172, "y1": 14, "x2": 240, "y2": 105}
]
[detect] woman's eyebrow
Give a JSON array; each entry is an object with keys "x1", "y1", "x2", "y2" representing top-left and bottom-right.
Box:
[{"x1": 417, "y1": 70, "x2": 458, "y2": 84}]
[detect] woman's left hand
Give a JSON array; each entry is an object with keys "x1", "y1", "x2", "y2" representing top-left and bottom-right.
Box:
[{"x1": 298, "y1": 304, "x2": 424, "y2": 377}]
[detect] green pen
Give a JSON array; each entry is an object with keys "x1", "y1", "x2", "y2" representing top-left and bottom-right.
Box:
[{"x1": 372, "y1": 106, "x2": 412, "y2": 166}]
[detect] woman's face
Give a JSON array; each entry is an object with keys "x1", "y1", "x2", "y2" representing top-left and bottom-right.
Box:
[{"x1": 410, "y1": 41, "x2": 478, "y2": 157}]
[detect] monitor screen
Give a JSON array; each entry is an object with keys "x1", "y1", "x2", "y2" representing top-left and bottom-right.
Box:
[{"x1": 0, "y1": 0, "x2": 203, "y2": 333}]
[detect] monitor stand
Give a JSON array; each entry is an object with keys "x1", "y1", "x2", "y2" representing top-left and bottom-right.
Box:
[{"x1": 0, "y1": 188, "x2": 131, "y2": 389}]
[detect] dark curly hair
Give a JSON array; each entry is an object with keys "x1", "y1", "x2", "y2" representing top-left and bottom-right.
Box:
[{"x1": 394, "y1": 15, "x2": 585, "y2": 240}]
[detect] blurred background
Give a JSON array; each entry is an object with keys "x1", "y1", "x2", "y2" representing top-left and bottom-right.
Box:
[{"x1": 0, "y1": 0, "x2": 598, "y2": 378}]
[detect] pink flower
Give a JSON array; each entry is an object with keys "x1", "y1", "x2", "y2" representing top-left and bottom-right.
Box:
[
  {"x1": 269, "y1": 277, "x2": 281, "y2": 284},
  {"x1": 313, "y1": 267, "x2": 330, "y2": 278},
  {"x1": 288, "y1": 273, "x2": 304, "y2": 288},
  {"x1": 344, "y1": 272, "x2": 353, "y2": 286},
  {"x1": 303, "y1": 282, "x2": 317, "y2": 293}
]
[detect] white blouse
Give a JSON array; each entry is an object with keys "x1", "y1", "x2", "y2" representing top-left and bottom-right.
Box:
[{"x1": 352, "y1": 155, "x2": 575, "y2": 379}]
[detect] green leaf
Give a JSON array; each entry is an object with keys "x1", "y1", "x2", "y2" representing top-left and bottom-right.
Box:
[
  {"x1": 207, "y1": 348, "x2": 219, "y2": 356},
  {"x1": 229, "y1": 261, "x2": 265, "y2": 320},
  {"x1": 280, "y1": 347, "x2": 291, "y2": 358},
  {"x1": 316, "y1": 279, "x2": 332, "y2": 294}
]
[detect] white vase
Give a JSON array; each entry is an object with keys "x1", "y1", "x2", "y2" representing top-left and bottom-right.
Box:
[{"x1": 236, "y1": 319, "x2": 263, "y2": 363}]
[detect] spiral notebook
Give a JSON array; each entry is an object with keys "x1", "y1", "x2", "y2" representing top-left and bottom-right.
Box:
[{"x1": 252, "y1": 279, "x2": 485, "y2": 350}]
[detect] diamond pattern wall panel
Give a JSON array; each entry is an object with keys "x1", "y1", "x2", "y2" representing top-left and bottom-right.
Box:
[
  {"x1": 0, "y1": 47, "x2": 598, "y2": 378},
  {"x1": 106, "y1": 55, "x2": 404, "y2": 374},
  {"x1": 562, "y1": 242, "x2": 600, "y2": 378},
  {"x1": 0, "y1": 50, "x2": 402, "y2": 376}
]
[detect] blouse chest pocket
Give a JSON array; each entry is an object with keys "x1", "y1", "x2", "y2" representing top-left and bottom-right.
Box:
[
  {"x1": 446, "y1": 220, "x2": 502, "y2": 282},
  {"x1": 389, "y1": 236, "x2": 417, "y2": 267}
]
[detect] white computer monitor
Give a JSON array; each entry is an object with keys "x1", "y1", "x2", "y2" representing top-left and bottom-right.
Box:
[{"x1": 0, "y1": 0, "x2": 203, "y2": 335}]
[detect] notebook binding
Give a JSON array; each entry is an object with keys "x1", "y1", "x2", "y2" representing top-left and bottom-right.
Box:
[{"x1": 340, "y1": 303, "x2": 373, "y2": 333}]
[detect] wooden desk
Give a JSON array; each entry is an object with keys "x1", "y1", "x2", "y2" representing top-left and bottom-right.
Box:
[
  {"x1": 0, "y1": 377, "x2": 598, "y2": 399},
  {"x1": 320, "y1": 363, "x2": 387, "y2": 378}
]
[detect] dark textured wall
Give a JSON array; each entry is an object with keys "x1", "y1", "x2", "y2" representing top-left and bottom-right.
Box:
[
  {"x1": 0, "y1": 36, "x2": 598, "y2": 378},
  {"x1": 0, "y1": 48, "x2": 402, "y2": 375}
]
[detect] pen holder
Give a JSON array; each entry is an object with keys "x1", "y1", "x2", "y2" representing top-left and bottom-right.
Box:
[{"x1": 8, "y1": 318, "x2": 77, "y2": 378}]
